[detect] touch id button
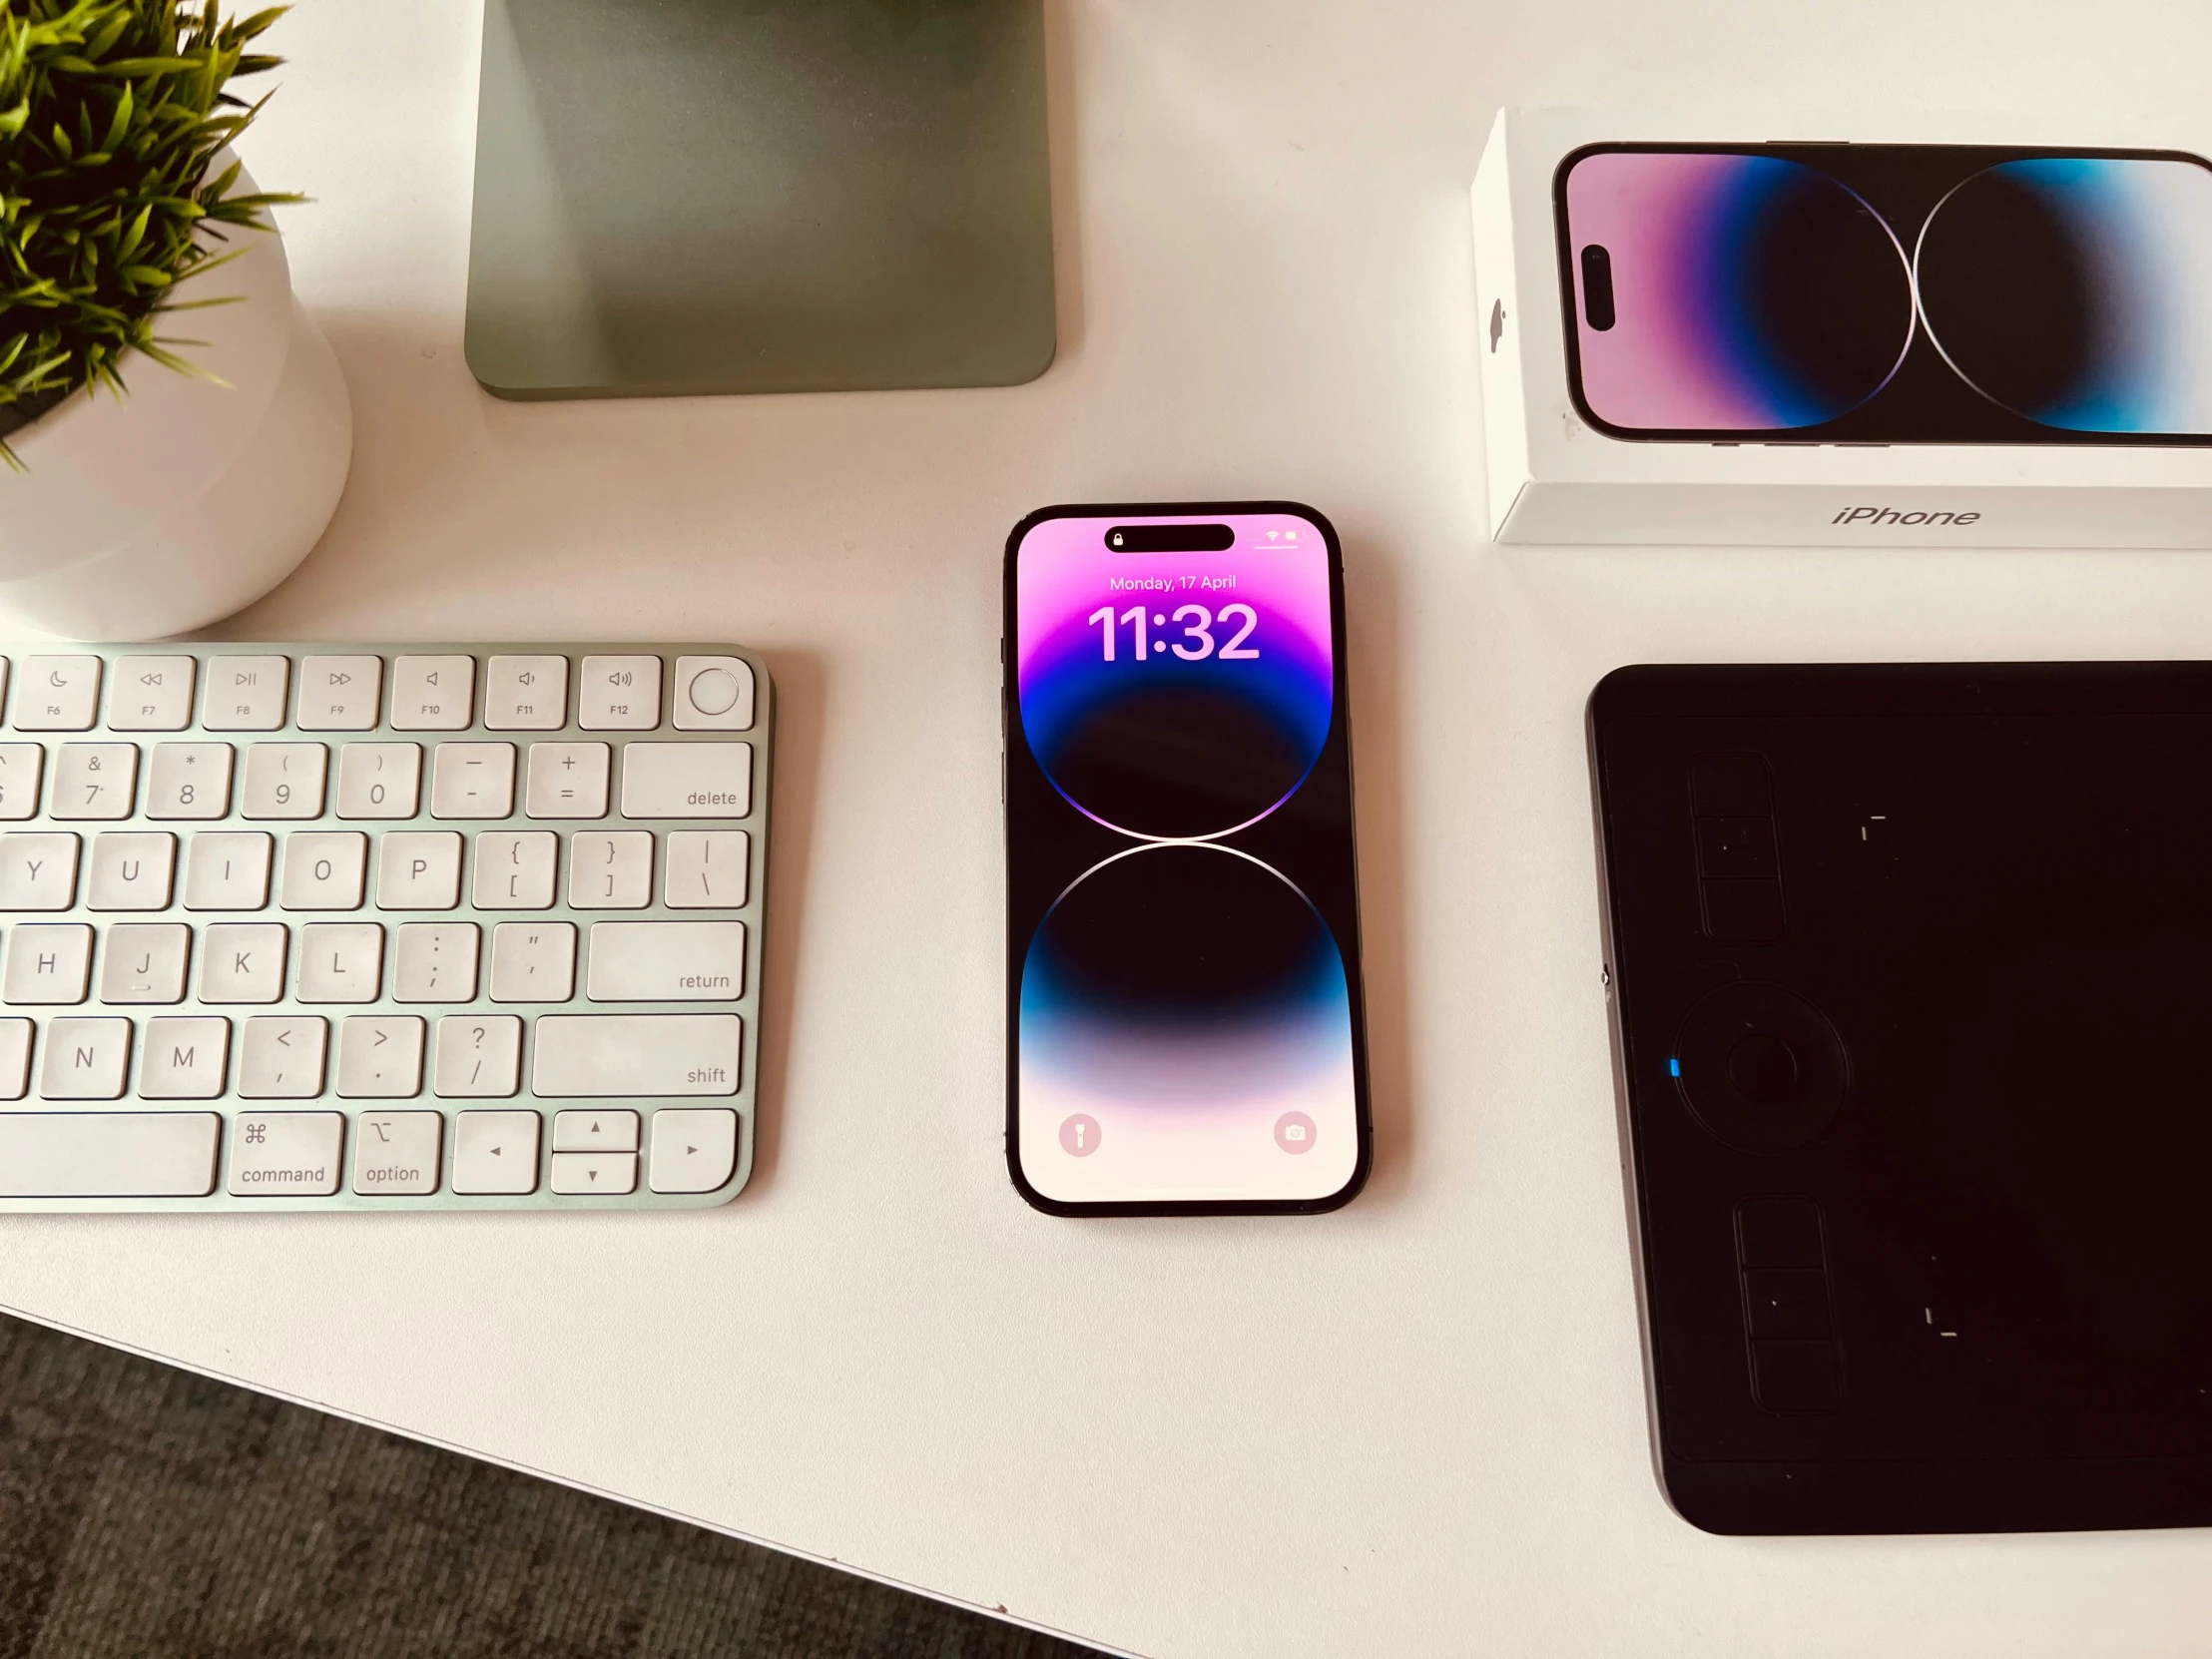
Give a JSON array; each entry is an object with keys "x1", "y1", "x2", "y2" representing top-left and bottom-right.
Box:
[{"x1": 673, "y1": 657, "x2": 756, "y2": 731}]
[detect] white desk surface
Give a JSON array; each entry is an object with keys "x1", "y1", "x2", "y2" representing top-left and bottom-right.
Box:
[{"x1": 7, "y1": 1, "x2": 2212, "y2": 1654}]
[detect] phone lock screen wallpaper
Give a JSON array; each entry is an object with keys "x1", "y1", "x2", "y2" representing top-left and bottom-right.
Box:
[{"x1": 1005, "y1": 506, "x2": 1370, "y2": 1211}]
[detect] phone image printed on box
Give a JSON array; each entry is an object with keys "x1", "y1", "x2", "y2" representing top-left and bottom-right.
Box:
[
  {"x1": 1554, "y1": 144, "x2": 2212, "y2": 443},
  {"x1": 1003, "y1": 504, "x2": 1370, "y2": 1215}
]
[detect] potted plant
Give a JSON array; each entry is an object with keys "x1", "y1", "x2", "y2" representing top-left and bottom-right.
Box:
[{"x1": 0, "y1": 0, "x2": 349, "y2": 639}]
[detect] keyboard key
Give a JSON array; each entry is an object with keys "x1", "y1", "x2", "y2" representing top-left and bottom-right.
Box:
[
  {"x1": 99, "y1": 923, "x2": 190, "y2": 1004},
  {"x1": 296, "y1": 656, "x2": 383, "y2": 731},
  {"x1": 14, "y1": 657, "x2": 101, "y2": 731},
  {"x1": 389, "y1": 656, "x2": 475, "y2": 731},
  {"x1": 578, "y1": 656, "x2": 662, "y2": 731},
  {"x1": 672, "y1": 657, "x2": 755, "y2": 731},
  {"x1": 649, "y1": 1106, "x2": 739, "y2": 1193},
  {"x1": 4, "y1": 925, "x2": 93, "y2": 1005},
  {"x1": 620, "y1": 742, "x2": 752, "y2": 819},
  {"x1": 0, "y1": 1021, "x2": 30, "y2": 1099},
  {"x1": 352, "y1": 1110, "x2": 443, "y2": 1195},
  {"x1": 430, "y1": 742, "x2": 516, "y2": 819},
  {"x1": 553, "y1": 1108, "x2": 639, "y2": 1152},
  {"x1": 473, "y1": 831, "x2": 557, "y2": 909},
  {"x1": 665, "y1": 830, "x2": 749, "y2": 909},
  {"x1": 336, "y1": 1015, "x2": 426, "y2": 1098},
  {"x1": 199, "y1": 923, "x2": 287, "y2": 1003},
  {"x1": 108, "y1": 657, "x2": 196, "y2": 731},
  {"x1": 140, "y1": 1017, "x2": 231, "y2": 1099},
  {"x1": 239, "y1": 1015, "x2": 328, "y2": 1098},
  {"x1": 483, "y1": 656, "x2": 567, "y2": 731},
  {"x1": 533, "y1": 1014, "x2": 740, "y2": 1097},
  {"x1": 392, "y1": 922, "x2": 479, "y2": 1002},
  {"x1": 0, "y1": 1112, "x2": 219, "y2": 1197},
  {"x1": 0, "y1": 831, "x2": 80, "y2": 909},
  {"x1": 525, "y1": 742, "x2": 610, "y2": 819},
  {"x1": 587, "y1": 921, "x2": 746, "y2": 1001},
  {"x1": 453, "y1": 1109, "x2": 540, "y2": 1194},
  {"x1": 47, "y1": 744, "x2": 137, "y2": 820},
  {"x1": 489, "y1": 922, "x2": 576, "y2": 1002},
  {"x1": 280, "y1": 831, "x2": 368, "y2": 910},
  {"x1": 145, "y1": 743, "x2": 233, "y2": 820},
  {"x1": 376, "y1": 831, "x2": 463, "y2": 911},
  {"x1": 203, "y1": 656, "x2": 289, "y2": 731},
  {"x1": 568, "y1": 831, "x2": 652, "y2": 908},
  {"x1": 336, "y1": 743, "x2": 423, "y2": 819},
  {"x1": 552, "y1": 1152, "x2": 637, "y2": 1195},
  {"x1": 433, "y1": 1015, "x2": 523, "y2": 1098},
  {"x1": 39, "y1": 1017, "x2": 131, "y2": 1099},
  {"x1": 183, "y1": 831, "x2": 273, "y2": 910},
  {"x1": 241, "y1": 742, "x2": 328, "y2": 819},
  {"x1": 229, "y1": 1111, "x2": 343, "y2": 1196},
  {"x1": 86, "y1": 831, "x2": 176, "y2": 910},
  {"x1": 0, "y1": 746, "x2": 42, "y2": 819},
  {"x1": 296, "y1": 922, "x2": 385, "y2": 1003}
]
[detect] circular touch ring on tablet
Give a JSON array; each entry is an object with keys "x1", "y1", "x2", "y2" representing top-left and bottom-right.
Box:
[{"x1": 1672, "y1": 981, "x2": 1850, "y2": 1154}]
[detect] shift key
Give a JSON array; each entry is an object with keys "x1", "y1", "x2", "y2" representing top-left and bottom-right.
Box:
[
  {"x1": 620, "y1": 743, "x2": 752, "y2": 819},
  {"x1": 533, "y1": 1014, "x2": 742, "y2": 1096}
]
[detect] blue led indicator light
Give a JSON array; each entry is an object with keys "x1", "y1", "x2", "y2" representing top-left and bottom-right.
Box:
[{"x1": 1668, "y1": 1057, "x2": 1682, "y2": 1077}]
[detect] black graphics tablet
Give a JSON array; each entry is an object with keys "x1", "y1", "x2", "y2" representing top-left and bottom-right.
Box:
[{"x1": 1589, "y1": 663, "x2": 2212, "y2": 1535}]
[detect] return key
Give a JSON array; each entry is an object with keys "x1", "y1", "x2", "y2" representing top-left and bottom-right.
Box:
[{"x1": 587, "y1": 921, "x2": 747, "y2": 1002}]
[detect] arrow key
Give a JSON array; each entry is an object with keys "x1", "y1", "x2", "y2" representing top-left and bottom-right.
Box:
[
  {"x1": 649, "y1": 1107, "x2": 738, "y2": 1194},
  {"x1": 553, "y1": 1108, "x2": 639, "y2": 1152},
  {"x1": 453, "y1": 1108, "x2": 540, "y2": 1195},
  {"x1": 551, "y1": 1151, "x2": 637, "y2": 1195}
]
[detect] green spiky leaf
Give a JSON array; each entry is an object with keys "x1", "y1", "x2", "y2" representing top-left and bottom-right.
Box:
[{"x1": 1, "y1": 0, "x2": 300, "y2": 470}]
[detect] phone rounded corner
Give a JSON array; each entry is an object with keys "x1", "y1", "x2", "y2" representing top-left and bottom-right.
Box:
[
  {"x1": 1265, "y1": 500, "x2": 1341, "y2": 539},
  {"x1": 1565, "y1": 386, "x2": 1649, "y2": 444},
  {"x1": 1005, "y1": 1134, "x2": 1082, "y2": 1218},
  {"x1": 1005, "y1": 504, "x2": 1076, "y2": 571},
  {"x1": 1551, "y1": 141, "x2": 1627, "y2": 198},
  {"x1": 1300, "y1": 1138, "x2": 1374, "y2": 1215}
]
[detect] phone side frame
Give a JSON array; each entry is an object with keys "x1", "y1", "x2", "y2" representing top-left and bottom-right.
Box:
[{"x1": 1000, "y1": 499, "x2": 1375, "y2": 1218}]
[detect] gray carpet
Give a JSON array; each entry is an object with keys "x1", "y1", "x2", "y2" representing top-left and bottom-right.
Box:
[{"x1": 0, "y1": 1313, "x2": 1104, "y2": 1658}]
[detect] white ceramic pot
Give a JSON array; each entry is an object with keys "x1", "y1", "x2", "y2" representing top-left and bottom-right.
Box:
[{"x1": 0, "y1": 160, "x2": 352, "y2": 640}]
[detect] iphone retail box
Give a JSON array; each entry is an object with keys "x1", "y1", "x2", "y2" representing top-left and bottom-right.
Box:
[{"x1": 1471, "y1": 107, "x2": 2212, "y2": 546}]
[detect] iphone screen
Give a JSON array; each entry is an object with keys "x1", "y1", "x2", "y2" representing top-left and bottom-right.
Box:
[{"x1": 1003, "y1": 505, "x2": 1370, "y2": 1213}]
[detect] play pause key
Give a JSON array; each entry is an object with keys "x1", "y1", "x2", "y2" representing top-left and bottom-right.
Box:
[{"x1": 453, "y1": 1109, "x2": 541, "y2": 1195}]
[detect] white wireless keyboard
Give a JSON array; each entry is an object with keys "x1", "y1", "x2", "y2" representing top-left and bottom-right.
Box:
[{"x1": 0, "y1": 643, "x2": 771, "y2": 1211}]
